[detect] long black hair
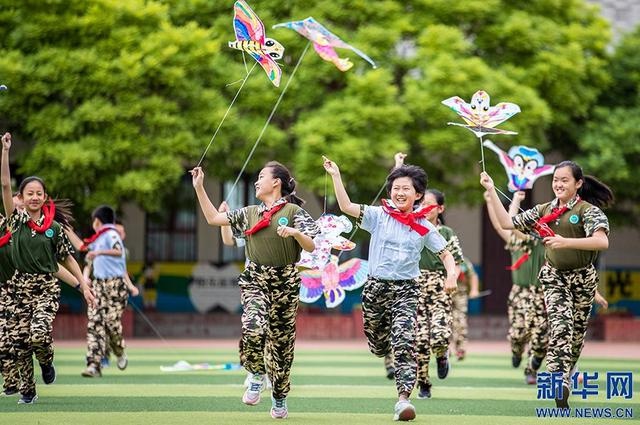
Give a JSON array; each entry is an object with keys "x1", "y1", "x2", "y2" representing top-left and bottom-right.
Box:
[
  {"x1": 554, "y1": 161, "x2": 614, "y2": 208},
  {"x1": 265, "y1": 161, "x2": 305, "y2": 206},
  {"x1": 18, "y1": 176, "x2": 75, "y2": 227},
  {"x1": 425, "y1": 189, "x2": 446, "y2": 225},
  {"x1": 385, "y1": 165, "x2": 428, "y2": 206}
]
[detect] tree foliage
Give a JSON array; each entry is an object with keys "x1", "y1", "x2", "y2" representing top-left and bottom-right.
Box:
[{"x1": 0, "y1": 0, "x2": 618, "y2": 214}]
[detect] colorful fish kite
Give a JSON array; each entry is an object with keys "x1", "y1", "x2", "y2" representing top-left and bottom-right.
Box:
[
  {"x1": 300, "y1": 255, "x2": 368, "y2": 308},
  {"x1": 298, "y1": 214, "x2": 356, "y2": 270},
  {"x1": 442, "y1": 90, "x2": 520, "y2": 138},
  {"x1": 483, "y1": 140, "x2": 554, "y2": 192},
  {"x1": 273, "y1": 17, "x2": 376, "y2": 71},
  {"x1": 228, "y1": 0, "x2": 284, "y2": 86}
]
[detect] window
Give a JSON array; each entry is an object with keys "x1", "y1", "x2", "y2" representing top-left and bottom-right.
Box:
[
  {"x1": 221, "y1": 176, "x2": 257, "y2": 263},
  {"x1": 145, "y1": 174, "x2": 197, "y2": 261}
]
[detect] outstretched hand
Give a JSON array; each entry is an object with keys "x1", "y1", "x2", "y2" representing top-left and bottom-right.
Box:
[
  {"x1": 190, "y1": 167, "x2": 205, "y2": 188},
  {"x1": 394, "y1": 152, "x2": 407, "y2": 168},
  {"x1": 1, "y1": 132, "x2": 11, "y2": 150},
  {"x1": 479, "y1": 172, "x2": 494, "y2": 191},
  {"x1": 322, "y1": 156, "x2": 340, "y2": 176}
]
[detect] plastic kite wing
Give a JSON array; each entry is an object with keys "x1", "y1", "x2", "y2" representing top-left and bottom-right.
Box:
[
  {"x1": 338, "y1": 258, "x2": 368, "y2": 291},
  {"x1": 299, "y1": 269, "x2": 324, "y2": 303},
  {"x1": 230, "y1": 0, "x2": 283, "y2": 87},
  {"x1": 298, "y1": 214, "x2": 355, "y2": 270},
  {"x1": 233, "y1": 0, "x2": 265, "y2": 43},
  {"x1": 442, "y1": 90, "x2": 520, "y2": 138},
  {"x1": 483, "y1": 140, "x2": 555, "y2": 191},
  {"x1": 273, "y1": 17, "x2": 376, "y2": 71}
]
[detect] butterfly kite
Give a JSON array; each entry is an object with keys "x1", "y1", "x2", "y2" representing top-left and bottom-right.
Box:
[
  {"x1": 298, "y1": 214, "x2": 356, "y2": 270},
  {"x1": 273, "y1": 17, "x2": 376, "y2": 71},
  {"x1": 228, "y1": 0, "x2": 284, "y2": 86},
  {"x1": 442, "y1": 90, "x2": 520, "y2": 138},
  {"x1": 300, "y1": 255, "x2": 368, "y2": 308},
  {"x1": 483, "y1": 140, "x2": 554, "y2": 192}
]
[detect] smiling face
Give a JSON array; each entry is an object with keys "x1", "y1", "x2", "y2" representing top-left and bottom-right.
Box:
[
  {"x1": 552, "y1": 165, "x2": 582, "y2": 203},
  {"x1": 390, "y1": 177, "x2": 422, "y2": 213},
  {"x1": 18, "y1": 180, "x2": 47, "y2": 213},
  {"x1": 254, "y1": 166, "x2": 280, "y2": 201},
  {"x1": 421, "y1": 192, "x2": 444, "y2": 224}
]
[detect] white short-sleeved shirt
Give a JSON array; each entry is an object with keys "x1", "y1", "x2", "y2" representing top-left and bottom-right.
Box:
[
  {"x1": 359, "y1": 204, "x2": 447, "y2": 280},
  {"x1": 89, "y1": 224, "x2": 126, "y2": 279}
]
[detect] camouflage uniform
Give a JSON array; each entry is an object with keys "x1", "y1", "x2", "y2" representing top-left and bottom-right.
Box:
[
  {"x1": 228, "y1": 198, "x2": 319, "y2": 400},
  {"x1": 355, "y1": 202, "x2": 448, "y2": 398},
  {"x1": 0, "y1": 215, "x2": 19, "y2": 392},
  {"x1": 506, "y1": 234, "x2": 533, "y2": 360},
  {"x1": 8, "y1": 210, "x2": 74, "y2": 397},
  {"x1": 513, "y1": 196, "x2": 609, "y2": 386},
  {"x1": 451, "y1": 258, "x2": 477, "y2": 355},
  {"x1": 415, "y1": 225, "x2": 463, "y2": 388},
  {"x1": 85, "y1": 277, "x2": 128, "y2": 369},
  {"x1": 524, "y1": 282, "x2": 548, "y2": 375},
  {"x1": 362, "y1": 276, "x2": 419, "y2": 395}
]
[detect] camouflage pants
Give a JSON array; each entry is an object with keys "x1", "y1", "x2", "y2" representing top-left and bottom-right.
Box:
[
  {"x1": 0, "y1": 277, "x2": 20, "y2": 391},
  {"x1": 540, "y1": 263, "x2": 597, "y2": 386},
  {"x1": 507, "y1": 284, "x2": 531, "y2": 358},
  {"x1": 525, "y1": 284, "x2": 548, "y2": 371},
  {"x1": 415, "y1": 270, "x2": 452, "y2": 387},
  {"x1": 11, "y1": 272, "x2": 60, "y2": 396},
  {"x1": 238, "y1": 262, "x2": 300, "y2": 400},
  {"x1": 362, "y1": 276, "x2": 419, "y2": 396},
  {"x1": 86, "y1": 277, "x2": 128, "y2": 369},
  {"x1": 451, "y1": 288, "x2": 469, "y2": 353}
]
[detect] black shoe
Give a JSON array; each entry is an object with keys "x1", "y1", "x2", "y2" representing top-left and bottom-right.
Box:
[
  {"x1": 18, "y1": 393, "x2": 38, "y2": 404},
  {"x1": 385, "y1": 367, "x2": 395, "y2": 380},
  {"x1": 417, "y1": 383, "x2": 432, "y2": 399},
  {"x1": 554, "y1": 384, "x2": 570, "y2": 409},
  {"x1": 1, "y1": 387, "x2": 19, "y2": 396},
  {"x1": 531, "y1": 356, "x2": 544, "y2": 371},
  {"x1": 436, "y1": 354, "x2": 450, "y2": 379},
  {"x1": 40, "y1": 362, "x2": 56, "y2": 385},
  {"x1": 512, "y1": 355, "x2": 522, "y2": 368}
]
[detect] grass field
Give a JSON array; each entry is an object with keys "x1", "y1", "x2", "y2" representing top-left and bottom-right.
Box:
[{"x1": 1, "y1": 343, "x2": 638, "y2": 424}]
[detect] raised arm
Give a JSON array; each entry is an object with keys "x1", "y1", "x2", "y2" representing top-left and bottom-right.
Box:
[
  {"x1": 1, "y1": 132, "x2": 15, "y2": 217},
  {"x1": 190, "y1": 167, "x2": 230, "y2": 226},
  {"x1": 480, "y1": 172, "x2": 514, "y2": 231},
  {"x1": 218, "y1": 202, "x2": 236, "y2": 246},
  {"x1": 64, "y1": 226, "x2": 85, "y2": 251},
  {"x1": 322, "y1": 156, "x2": 360, "y2": 218},
  {"x1": 484, "y1": 191, "x2": 512, "y2": 242}
]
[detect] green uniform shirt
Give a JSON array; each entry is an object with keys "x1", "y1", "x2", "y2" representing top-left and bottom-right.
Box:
[
  {"x1": 419, "y1": 224, "x2": 464, "y2": 271},
  {"x1": 8, "y1": 209, "x2": 74, "y2": 274},
  {"x1": 0, "y1": 217, "x2": 15, "y2": 283},
  {"x1": 227, "y1": 198, "x2": 320, "y2": 267},
  {"x1": 512, "y1": 197, "x2": 609, "y2": 271},
  {"x1": 506, "y1": 233, "x2": 544, "y2": 287}
]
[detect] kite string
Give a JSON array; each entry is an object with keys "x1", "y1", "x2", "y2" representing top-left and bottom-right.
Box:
[
  {"x1": 225, "y1": 42, "x2": 311, "y2": 203},
  {"x1": 196, "y1": 62, "x2": 258, "y2": 168},
  {"x1": 479, "y1": 134, "x2": 486, "y2": 173}
]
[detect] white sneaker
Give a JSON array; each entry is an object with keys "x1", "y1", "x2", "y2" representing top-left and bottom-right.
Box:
[
  {"x1": 117, "y1": 354, "x2": 128, "y2": 370},
  {"x1": 242, "y1": 373, "x2": 264, "y2": 405},
  {"x1": 393, "y1": 399, "x2": 416, "y2": 421},
  {"x1": 270, "y1": 396, "x2": 288, "y2": 419},
  {"x1": 243, "y1": 372, "x2": 272, "y2": 391}
]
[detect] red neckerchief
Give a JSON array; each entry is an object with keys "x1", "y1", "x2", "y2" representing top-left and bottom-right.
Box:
[
  {"x1": 80, "y1": 226, "x2": 116, "y2": 252},
  {"x1": 0, "y1": 229, "x2": 11, "y2": 247},
  {"x1": 380, "y1": 199, "x2": 438, "y2": 236},
  {"x1": 244, "y1": 201, "x2": 288, "y2": 236},
  {"x1": 533, "y1": 196, "x2": 581, "y2": 238},
  {"x1": 26, "y1": 199, "x2": 56, "y2": 233}
]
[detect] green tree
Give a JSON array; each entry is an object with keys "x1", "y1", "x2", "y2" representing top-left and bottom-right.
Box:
[
  {"x1": 578, "y1": 25, "x2": 640, "y2": 224},
  {"x1": 0, "y1": 0, "x2": 613, "y2": 214}
]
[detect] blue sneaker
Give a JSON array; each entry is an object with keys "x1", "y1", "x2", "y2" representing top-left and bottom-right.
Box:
[
  {"x1": 101, "y1": 357, "x2": 110, "y2": 368},
  {"x1": 271, "y1": 397, "x2": 288, "y2": 419},
  {"x1": 18, "y1": 393, "x2": 38, "y2": 404}
]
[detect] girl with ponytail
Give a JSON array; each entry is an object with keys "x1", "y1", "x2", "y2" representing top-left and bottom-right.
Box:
[
  {"x1": 190, "y1": 161, "x2": 318, "y2": 419},
  {"x1": 1, "y1": 132, "x2": 94, "y2": 404},
  {"x1": 481, "y1": 160, "x2": 612, "y2": 410}
]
